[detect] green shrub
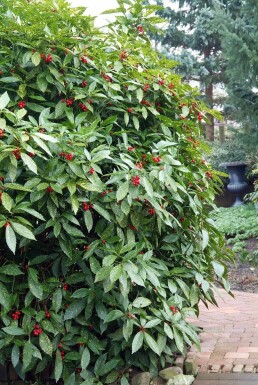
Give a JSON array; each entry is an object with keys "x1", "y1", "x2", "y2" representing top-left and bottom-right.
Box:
[
  {"x1": 0, "y1": 0, "x2": 232, "y2": 383},
  {"x1": 206, "y1": 138, "x2": 257, "y2": 176},
  {"x1": 212, "y1": 205, "x2": 258, "y2": 264}
]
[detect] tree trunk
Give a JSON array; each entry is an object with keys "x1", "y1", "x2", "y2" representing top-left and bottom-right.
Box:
[
  {"x1": 205, "y1": 82, "x2": 214, "y2": 141},
  {"x1": 219, "y1": 125, "x2": 225, "y2": 143},
  {"x1": 203, "y1": 48, "x2": 215, "y2": 141}
]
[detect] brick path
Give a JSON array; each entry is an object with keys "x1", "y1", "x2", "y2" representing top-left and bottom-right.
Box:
[{"x1": 187, "y1": 290, "x2": 258, "y2": 374}]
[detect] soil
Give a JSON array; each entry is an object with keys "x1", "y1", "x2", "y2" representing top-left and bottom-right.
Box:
[{"x1": 227, "y1": 238, "x2": 258, "y2": 293}]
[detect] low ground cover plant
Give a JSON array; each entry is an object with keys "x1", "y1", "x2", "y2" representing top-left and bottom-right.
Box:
[
  {"x1": 0, "y1": 0, "x2": 232, "y2": 383},
  {"x1": 212, "y1": 204, "x2": 258, "y2": 263}
]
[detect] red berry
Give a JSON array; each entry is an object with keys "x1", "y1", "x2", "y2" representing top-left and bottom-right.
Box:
[
  {"x1": 135, "y1": 162, "x2": 143, "y2": 169},
  {"x1": 148, "y1": 208, "x2": 155, "y2": 215},
  {"x1": 65, "y1": 153, "x2": 74, "y2": 161},
  {"x1": 45, "y1": 311, "x2": 51, "y2": 318},
  {"x1": 47, "y1": 186, "x2": 53, "y2": 193},
  {"x1": 127, "y1": 107, "x2": 133, "y2": 113},
  {"x1": 45, "y1": 54, "x2": 53, "y2": 63},
  {"x1": 82, "y1": 203, "x2": 91, "y2": 211},
  {"x1": 197, "y1": 113, "x2": 202, "y2": 121},
  {"x1": 81, "y1": 56, "x2": 88, "y2": 64},
  {"x1": 131, "y1": 176, "x2": 140, "y2": 186},
  {"x1": 18, "y1": 101, "x2": 26, "y2": 109},
  {"x1": 100, "y1": 190, "x2": 107, "y2": 197},
  {"x1": 84, "y1": 245, "x2": 89, "y2": 251},
  {"x1": 78, "y1": 102, "x2": 88, "y2": 112},
  {"x1": 143, "y1": 84, "x2": 150, "y2": 92},
  {"x1": 89, "y1": 167, "x2": 95, "y2": 175},
  {"x1": 40, "y1": 53, "x2": 45, "y2": 59},
  {"x1": 170, "y1": 306, "x2": 179, "y2": 314},
  {"x1": 120, "y1": 51, "x2": 127, "y2": 61},
  {"x1": 65, "y1": 98, "x2": 74, "y2": 107},
  {"x1": 101, "y1": 72, "x2": 112, "y2": 82},
  {"x1": 180, "y1": 217, "x2": 185, "y2": 222},
  {"x1": 158, "y1": 79, "x2": 165, "y2": 85},
  {"x1": 152, "y1": 156, "x2": 161, "y2": 163},
  {"x1": 0, "y1": 129, "x2": 4, "y2": 138},
  {"x1": 168, "y1": 83, "x2": 175, "y2": 89},
  {"x1": 81, "y1": 80, "x2": 87, "y2": 87},
  {"x1": 63, "y1": 283, "x2": 69, "y2": 291},
  {"x1": 28, "y1": 152, "x2": 35, "y2": 157},
  {"x1": 128, "y1": 146, "x2": 135, "y2": 152}
]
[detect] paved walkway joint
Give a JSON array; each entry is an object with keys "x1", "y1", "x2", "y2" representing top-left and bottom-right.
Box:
[{"x1": 188, "y1": 290, "x2": 258, "y2": 374}]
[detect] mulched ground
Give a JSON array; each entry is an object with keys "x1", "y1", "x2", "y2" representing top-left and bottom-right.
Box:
[{"x1": 227, "y1": 238, "x2": 258, "y2": 293}]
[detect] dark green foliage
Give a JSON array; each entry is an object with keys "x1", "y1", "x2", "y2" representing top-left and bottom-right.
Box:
[
  {"x1": 0, "y1": 0, "x2": 232, "y2": 383},
  {"x1": 206, "y1": 137, "x2": 258, "y2": 175},
  {"x1": 212, "y1": 205, "x2": 258, "y2": 263},
  {"x1": 215, "y1": 0, "x2": 258, "y2": 132}
]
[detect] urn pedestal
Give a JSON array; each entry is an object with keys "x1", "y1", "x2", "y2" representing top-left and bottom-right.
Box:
[{"x1": 220, "y1": 161, "x2": 247, "y2": 207}]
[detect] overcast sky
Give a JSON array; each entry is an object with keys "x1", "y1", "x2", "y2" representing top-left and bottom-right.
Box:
[{"x1": 69, "y1": 0, "x2": 118, "y2": 24}]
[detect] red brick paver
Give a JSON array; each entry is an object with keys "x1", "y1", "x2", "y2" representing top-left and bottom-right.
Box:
[{"x1": 187, "y1": 290, "x2": 258, "y2": 373}]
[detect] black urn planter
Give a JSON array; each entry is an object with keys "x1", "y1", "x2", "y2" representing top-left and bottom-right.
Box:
[{"x1": 220, "y1": 161, "x2": 247, "y2": 207}]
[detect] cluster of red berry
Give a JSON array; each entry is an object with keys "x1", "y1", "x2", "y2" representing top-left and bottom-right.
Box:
[
  {"x1": 101, "y1": 72, "x2": 112, "y2": 82},
  {"x1": 152, "y1": 156, "x2": 161, "y2": 163},
  {"x1": 12, "y1": 149, "x2": 21, "y2": 160},
  {"x1": 33, "y1": 324, "x2": 43, "y2": 336},
  {"x1": 11, "y1": 310, "x2": 21, "y2": 320},
  {"x1": 158, "y1": 79, "x2": 165, "y2": 85},
  {"x1": 148, "y1": 208, "x2": 155, "y2": 215},
  {"x1": 18, "y1": 100, "x2": 26, "y2": 108},
  {"x1": 135, "y1": 162, "x2": 143, "y2": 169},
  {"x1": 78, "y1": 102, "x2": 88, "y2": 112},
  {"x1": 143, "y1": 84, "x2": 150, "y2": 92},
  {"x1": 82, "y1": 202, "x2": 93, "y2": 211},
  {"x1": 141, "y1": 99, "x2": 151, "y2": 107},
  {"x1": 0, "y1": 128, "x2": 4, "y2": 138},
  {"x1": 63, "y1": 283, "x2": 69, "y2": 291},
  {"x1": 89, "y1": 167, "x2": 95, "y2": 175},
  {"x1": 45, "y1": 54, "x2": 53, "y2": 63},
  {"x1": 81, "y1": 56, "x2": 88, "y2": 64},
  {"x1": 45, "y1": 310, "x2": 51, "y2": 318},
  {"x1": 120, "y1": 51, "x2": 127, "y2": 61},
  {"x1": 62, "y1": 98, "x2": 74, "y2": 107},
  {"x1": 131, "y1": 176, "x2": 140, "y2": 186},
  {"x1": 170, "y1": 306, "x2": 179, "y2": 314},
  {"x1": 197, "y1": 112, "x2": 202, "y2": 121},
  {"x1": 59, "y1": 152, "x2": 74, "y2": 161},
  {"x1": 58, "y1": 344, "x2": 66, "y2": 360}
]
